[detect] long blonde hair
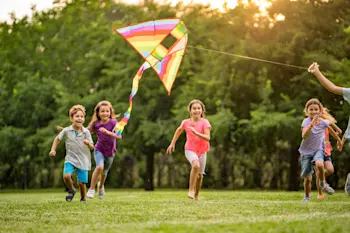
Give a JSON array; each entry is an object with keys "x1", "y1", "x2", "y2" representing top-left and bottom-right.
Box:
[
  {"x1": 322, "y1": 107, "x2": 337, "y2": 124},
  {"x1": 88, "y1": 101, "x2": 118, "y2": 132},
  {"x1": 187, "y1": 99, "x2": 206, "y2": 118}
]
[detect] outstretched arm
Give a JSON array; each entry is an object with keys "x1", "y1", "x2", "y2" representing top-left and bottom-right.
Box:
[
  {"x1": 308, "y1": 62, "x2": 343, "y2": 95},
  {"x1": 338, "y1": 134, "x2": 347, "y2": 152},
  {"x1": 167, "y1": 127, "x2": 184, "y2": 155},
  {"x1": 330, "y1": 122, "x2": 342, "y2": 135},
  {"x1": 328, "y1": 125, "x2": 341, "y2": 142}
]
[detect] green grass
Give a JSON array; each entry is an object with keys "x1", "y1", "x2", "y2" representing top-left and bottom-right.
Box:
[{"x1": 1, "y1": 189, "x2": 350, "y2": 233}]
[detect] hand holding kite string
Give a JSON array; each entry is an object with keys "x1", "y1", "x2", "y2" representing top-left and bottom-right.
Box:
[{"x1": 113, "y1": 19, "x2": 188, "y2": 137}]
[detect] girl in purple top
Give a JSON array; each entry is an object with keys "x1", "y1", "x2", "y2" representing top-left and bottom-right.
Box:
[
  {"x1": 298, "y1": 98, "x2": 335, "y2": 202},
  {"x1": 87, "y1": 101, "x2": 121, "y2": 199}
]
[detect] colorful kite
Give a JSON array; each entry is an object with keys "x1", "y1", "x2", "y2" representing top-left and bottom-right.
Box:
[{"x1": 112, "y1": 19, "x2": 188, "y2": 137}]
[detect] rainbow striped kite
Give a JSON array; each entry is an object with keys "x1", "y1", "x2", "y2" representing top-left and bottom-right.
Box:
[{"x1": 113, "y1": 19, "x2": 188, "y2": 137}]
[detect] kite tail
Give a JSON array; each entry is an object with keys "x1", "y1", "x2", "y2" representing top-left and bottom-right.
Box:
[{"x1": 114, "y1": 62, "x2": 150, "y2": 137}]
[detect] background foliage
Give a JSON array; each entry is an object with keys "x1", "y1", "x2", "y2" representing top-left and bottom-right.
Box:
[{"x1": 1, "y1": 0, "x2": 350, "y2": 190}]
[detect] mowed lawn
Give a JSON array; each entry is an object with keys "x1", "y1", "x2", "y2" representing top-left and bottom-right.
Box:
[{"x1": 1, "y1": 189, "x2": 350, "y2": 233}]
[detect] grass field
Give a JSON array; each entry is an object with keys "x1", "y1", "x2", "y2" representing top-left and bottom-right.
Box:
[{"x1": 1, "y1": 189, "x2": 350, "y2": 233}]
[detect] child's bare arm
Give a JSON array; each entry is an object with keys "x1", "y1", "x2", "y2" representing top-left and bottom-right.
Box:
[
  {"x1": 330, "y1": 122, "x2": 342, "y2": 135},
  {"x1": 338, "y1": 134, "x2": 347, "y2": 152},
  {"x1": 328, "y1": 125, "x2": 341, "y2": 142},
  {"x1": 188, "y1": 127, "x2": 210, "y2": 141},
  {"x1": 167, "y1": 127, "x2": 184, "y2": 155},
  {"x1": 308, "y1": 62, "x2": 343, "y2": 95},
  {"x1": 49, "y1": 136, "x2": 60, "y2": 156}
]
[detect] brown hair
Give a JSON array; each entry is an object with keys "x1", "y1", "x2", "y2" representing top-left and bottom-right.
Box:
[
  {"x1": 187, "y1": 99, "x2": 206, "y2": 118},
  {"x1": 88, "y1": 101, "x2": 118, "y2": 132},
  {"x1": 69, "y1": 105, "x2": 86, "y2": 118},
  {"x1": 303, "y1": 98, "x2": 323, "y2": 116}
]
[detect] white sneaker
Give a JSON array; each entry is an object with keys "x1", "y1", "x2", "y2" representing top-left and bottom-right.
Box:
[
  {"x1": 321, "y1": 183, "x2": 335, "y2": 195},
  {"x1": 98, "y1": 186, "x2": 105, "y2": 199},
  {"x1": 87, "y1": 189, "x2": 95, "y2": 199},
  {"x1": 345, "y1": 173, "x2": 350, "y2": 195}
]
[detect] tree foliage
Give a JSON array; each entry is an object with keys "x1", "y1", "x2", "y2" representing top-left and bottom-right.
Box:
[{"x1": 1, "y1": 0, "x2": 350, "y2": 190}]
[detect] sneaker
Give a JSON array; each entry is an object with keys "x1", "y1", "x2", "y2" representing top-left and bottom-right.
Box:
[
  {"x1": 345, "y1": 173, "x2": 350, "y2": 195},
  {"x1": 98, "y1": 186, "x2": 105, "y2": 200},
  {"x1": 80, "y1": 199, "x2": 87, "y2": 203},
  {"x1": 303, "y1": 195, "x2": 310, "y2": 202},
  {"x1": 317, "y1": 194, "x2": 324, "y2": 200},
  {"x1": 321, "y1": 183, "x2": 335, "y2": 195},
  {"x1": 87, "y1": 189, "x2": 95, "y2": 199}
]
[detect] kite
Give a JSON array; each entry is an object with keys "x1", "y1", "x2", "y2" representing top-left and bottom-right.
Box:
[{"x1": 112, "y1": 19, "x2": 188, "y2": 138}]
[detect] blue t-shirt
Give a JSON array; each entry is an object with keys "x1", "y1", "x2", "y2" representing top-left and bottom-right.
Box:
[
  {"x1": 298, "y1": 117, "x2": 329, "y2": 155},
  {"x1": 342, "y1": 88, "x2": 350, "y2": 139}
]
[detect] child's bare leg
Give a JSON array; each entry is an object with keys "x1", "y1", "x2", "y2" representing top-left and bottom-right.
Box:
[
  {"x1": 304, "y1": 175, "x2": 312, "y2": 198},
  {"x1": 315, "y1": 169, "x2": 322, "y2": 195},
  {"x1": 89, "y1": 165, "x2": 104, "y2": 191},
  {"x1": 99, "y1": 174, "x2": 107, "y2": 189},
  {"x1": 188, "y1": 161, "x2": 200, "y2": 198},
  {"x1": 78, "y1": 182, "x2": 87, "y2": 201},
  {"x1": 324, "y1": 161, "x2": 334, "y2": 177},
  {"x1": 194, "y1": 173, "x2": 203, "y2": 200},
  {"x1": 316, "y1": 160, "x2": 335, "y2": 194},
  {"x1": 315, "y1": 160, "x2": 325, "y2": 183},
  {"x1": 63, "y1": 174, "x2": 74, "y2": 193}
]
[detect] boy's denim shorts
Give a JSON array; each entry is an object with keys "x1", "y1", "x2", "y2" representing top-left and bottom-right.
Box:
[{"x1": 94, "y1": 150, "x2": 115, "y2": 175}]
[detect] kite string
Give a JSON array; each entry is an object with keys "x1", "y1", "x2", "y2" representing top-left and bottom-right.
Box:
[{"x1": 187, "y1": 45, "x2": 308, "y2": 70}]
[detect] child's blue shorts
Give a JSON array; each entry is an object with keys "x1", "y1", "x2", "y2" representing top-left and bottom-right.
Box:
[{"x1": 63, "y1": 162, "x2": 88, "y2": 183}]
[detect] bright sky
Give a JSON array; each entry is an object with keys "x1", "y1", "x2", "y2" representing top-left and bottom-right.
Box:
[{"x1": 0, "y1": 0, "x2": 272, "y2": 22}]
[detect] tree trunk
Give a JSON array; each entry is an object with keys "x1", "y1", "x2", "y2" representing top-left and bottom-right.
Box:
[
  {"x1": 288, "y1": 146, "x2": 299, "y2": 191},
  {"x1": 145, "y1": 152, "x2": 154, "y2": 191}
]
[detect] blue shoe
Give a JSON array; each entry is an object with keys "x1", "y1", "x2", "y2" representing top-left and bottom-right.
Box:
[
  {"x1": 65, "y1": 189, "x2": 76, "y2": 202},
  {"x1": 345, "y1": 173, "x2": 350, "y2": 195}
]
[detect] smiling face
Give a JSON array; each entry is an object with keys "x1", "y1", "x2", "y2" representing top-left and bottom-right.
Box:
[
  {"x1": 306, "y1": 103, "x2": 321, "y2": 119},
  {"x1": 71, "y1": 110, "x2": 85, "y2": 129},
  {"x1": 98, "y1": 105, "x2": 111, "y2": 122},
  {"x1": 190, "y1": 103, "x2": 203, "y2": 118}
]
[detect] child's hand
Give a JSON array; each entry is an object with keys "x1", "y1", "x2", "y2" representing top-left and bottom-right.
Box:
[
  {"x1": 311, "y1": 114, "x2": 320, "y2": 125},
  {"x1": 187, "y1": 126, "x2": 197, "y2": 135},
  {"x1": 166, "y1": 144, "x2": 175, "y2": 155},
  {"x1": 83, "y1": 139, "x2": 89, "y2": 145},
  {"x1": 49, "y1": 150, "x2": 56, "y2": 156},
  {"x1": 308, "y1": 62, "x2": 320, "y2": 74},
  {"x1": 56, "y1": 126, "x2": 64, "y2": 131},
  {"x1": 337, "y1": 140, "x2": 343, "y2": 152},
  {"x1": 99, "y1": 127, "x2": 109, "y2": 135}
]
